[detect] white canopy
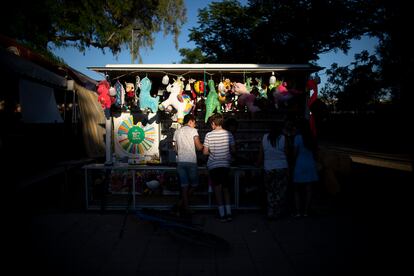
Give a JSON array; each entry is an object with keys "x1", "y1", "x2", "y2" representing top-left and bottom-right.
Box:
[{"x1": 88, "y1": 63, "x2": 322, "y2": 80}]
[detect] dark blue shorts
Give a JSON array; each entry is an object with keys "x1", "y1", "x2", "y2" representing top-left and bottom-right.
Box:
[{"x1": 177, "y1": 162, "x2": 199, "y2": 188}]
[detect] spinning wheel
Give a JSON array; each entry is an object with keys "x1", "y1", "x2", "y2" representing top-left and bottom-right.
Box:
[{"x1": 116, "y1": 116, "x2": 156, "y2": 155}]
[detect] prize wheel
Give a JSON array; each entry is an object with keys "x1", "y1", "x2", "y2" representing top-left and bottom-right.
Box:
[{"x1": 117, "y1": 116, "x2": 156, "y2": 155}]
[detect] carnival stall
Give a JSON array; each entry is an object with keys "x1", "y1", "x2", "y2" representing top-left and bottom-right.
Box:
[{"x1": 83, "y1": 63, "x2": 321, "y2": 210}]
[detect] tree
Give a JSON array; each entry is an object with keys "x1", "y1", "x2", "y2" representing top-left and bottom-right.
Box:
[
  {"x1": 180, "y1": 0, "x2": 375, "y2": 63},
  {"x1": 0, "y1": 0, "x2": 186, "y2": 63},
  {"x1": 178, "y1": 48, "x2": 208, "y2": 64},
  {"x1": 321, "y1": 51, "x2": 383, "y2": 112}
]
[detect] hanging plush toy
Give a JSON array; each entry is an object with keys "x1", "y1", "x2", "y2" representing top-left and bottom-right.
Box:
[
  {"x1": 185, "y1": 78, "x2": 197, "y2": 101},
  {"x1": 245, "y1": 77, "x2": 253, "y2": 93},
  {"x1": 255, "y1": 77, "x2": 268, "y2": 99},
  {"x1": 125, "y1": 82, "x2": 136, "y2": 108},
  {"x1": 238, "y1": 91, "x2": 261, "y2": 113},
  {"x1": 269, "y1": 72, "x2": 276, "y2": 87},
  {"x1": 272, "y1": 81, "x2": 293, "y2": 109},
  {"x1": 194, "y1": 80, "x2": 204, "y2": 95},
  {"x1": 159, "y1": 78, "x2": 191, "y2": 123},
  {"x1": 139, "y1": 77, "x2": 159, "y2": 113},
  {"x1": 204, "y1": 79, "x2": 221, "y2": 123},
  {"x1": 162, "y1": 75, "x2": 169, "y2": 85},
  {"x1": 232, "y1": 82, "x2": 248, "y2": 95},
  {"x1": 114, "y1": 80, "x2": 125, "y2": 107},
  {"x1": 306, "y1": 79, "x2": 318, "y2": 137},
  {"x1": 217, "y1": 81, "x2": 226, "y2": 103},
  {"x1": 96, "y1": 80, "x2": 112, "y2": 109}
]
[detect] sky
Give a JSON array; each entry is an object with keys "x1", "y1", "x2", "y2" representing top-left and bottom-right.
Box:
[{"x1": 51, "y1": 0, "x2": 378, "y2": 86}]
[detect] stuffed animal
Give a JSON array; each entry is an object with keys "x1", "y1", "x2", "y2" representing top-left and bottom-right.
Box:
[
  {"x1": 96, "y1": 80, "x2": 112, "y2": 109},
  {"x1": 159, "y1": 78, "x2": 191, "y2": 124},
  {"x1": 238, "y1": 93, "x2": 260, "y2": 113},
  {"x1": 125, "y1": 82, "x2": 137, "y2": 108},
  {"x1": 255, "y1": 77, "x2": 268, "y2": 99},
  {"x1": 223, "y1": 78, "x2": 232, "y2": 92},
  {"x1": 185, "y1": 78, "x2": 197, "y2": 101},
  {"x1": 139, "y1": 77, "x2": 159, "y2": 113},
  {"x1": 245, "y1": 77, "x2": 253, "y2": 93},
  {"x1": 194, "y1": 80, "x2": 204, "y2": 95},
  {"x1": 114, "y1": 80, "x2": 125, "y2": 107},
  {"x1": 204, "y1": 79, "x2": 221, "y2": 123},
  {"x1": 306, "y1": 79, "x2": 318, "y2": 137},
  {"x1": 232, "y1": 82, "x2": 248, "y2": 95},
  {"x1": 272, "y1": 81, "x2": 293, "y2": 109},
  {"x1": 218, "y1": 81, "x2": 227, "y2": 103}
]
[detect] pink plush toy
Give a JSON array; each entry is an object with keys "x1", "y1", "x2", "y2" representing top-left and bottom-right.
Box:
[
  {"x1": 96, "y1": 80, "x2": 112, "y2": 109},
  {"x1": 238, "y1": 93, "x2": 261, "y2": 113},
  {"x1": 232, "y1": 82, "x2": 248, "y2": 95}
]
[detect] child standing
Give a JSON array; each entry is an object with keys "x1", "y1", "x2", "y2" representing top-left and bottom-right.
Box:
[{"x1": 203, "y1": 114, "x2": 236, "y2": 222}]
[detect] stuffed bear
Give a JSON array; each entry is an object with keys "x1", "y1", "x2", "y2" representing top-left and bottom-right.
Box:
[{"x1": 96, "y1": 80, "x2": 112, "y2": 109}]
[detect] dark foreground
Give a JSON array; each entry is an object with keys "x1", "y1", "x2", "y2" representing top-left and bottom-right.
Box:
[{"x1": 7, "y1": 161, "x2": 412, "y2": 276}]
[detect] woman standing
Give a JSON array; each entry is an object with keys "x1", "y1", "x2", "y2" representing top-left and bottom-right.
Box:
[
  {"x1": 292, "y1": 119, "x2": 319, "y2": 217},
  {"x1": 257, "y1": 124, "x2": 289, "y2": 220}
]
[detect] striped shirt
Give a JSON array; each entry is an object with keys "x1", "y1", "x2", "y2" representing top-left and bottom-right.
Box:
[{"x1": 204, "y1": 129, "x2": 235, "y2": 169}]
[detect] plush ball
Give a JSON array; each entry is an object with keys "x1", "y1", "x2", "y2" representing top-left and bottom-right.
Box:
[
  {"x1": 109, "y1": 87, "x2": 116, "y2": 96},
  {"x1": 146, "y1": 180, "x2": 160, "y2": 190},
  {"x1": 194, "y1": 80, "x2": 204, "y2": 95},
  {"x1": 162, "y1": 75, "x2": 169, "y2": 85}
]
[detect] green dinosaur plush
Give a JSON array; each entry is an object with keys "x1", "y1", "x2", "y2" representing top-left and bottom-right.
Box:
[{"x1": 204, "y1": 79, "x2": 221, "y2": 123}]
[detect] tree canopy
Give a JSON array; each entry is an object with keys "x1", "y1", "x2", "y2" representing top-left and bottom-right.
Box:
[
  {"x1": 0, "y1": 0, "x2": 186, "y2": 63},
  {"x1": 180, "y1": 0, "x2": 378, "y2": 64}
]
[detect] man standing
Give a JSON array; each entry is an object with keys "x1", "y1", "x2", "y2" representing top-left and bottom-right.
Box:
[{"x1": 173, "y1": 114, "x2": 203, "y2": 216}]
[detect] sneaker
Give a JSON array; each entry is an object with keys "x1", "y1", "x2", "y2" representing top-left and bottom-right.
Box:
[
  {"x1": 226, "y1": 215, "x2": 233, "y2": 222},
  {"x1": 220, "y1": 216, "x2": 227, "y2": 223},
  {"x1": 293, "y1": 213, "x2": 301, "y2": 218}
]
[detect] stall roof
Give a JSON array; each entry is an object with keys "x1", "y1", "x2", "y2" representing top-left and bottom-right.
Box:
[{"x1": 88, "y1": 63, "x2": 322, "y2": 79}]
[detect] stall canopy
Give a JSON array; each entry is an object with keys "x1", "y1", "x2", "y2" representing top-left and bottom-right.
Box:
[{"x1": 88, "y1": 63, "x2": 322, "y2": 80}]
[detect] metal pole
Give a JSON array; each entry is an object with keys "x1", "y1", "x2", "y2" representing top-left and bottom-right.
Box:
[{"x1": 131, "y1": 29, "x2": 134, "y2": 63}]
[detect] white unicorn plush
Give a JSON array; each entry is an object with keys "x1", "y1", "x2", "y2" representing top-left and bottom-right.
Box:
[{"x1": 159, "y1": 77, "x2": 191, "y2": 124}]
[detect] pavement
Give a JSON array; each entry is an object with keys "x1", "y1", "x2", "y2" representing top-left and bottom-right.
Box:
[{"x1": 8, "y1": 160, "x2": 412, "y2": 276}]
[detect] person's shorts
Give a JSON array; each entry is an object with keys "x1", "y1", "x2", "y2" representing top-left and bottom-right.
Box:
[
  {"x1": 208, "y1": 167, "x2": 231, "y2": 188},
  {"x1": 177, "y1": 162, "x2": 199, "y2": 188}
]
